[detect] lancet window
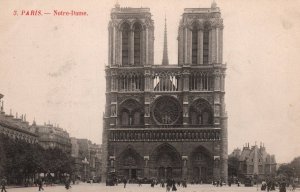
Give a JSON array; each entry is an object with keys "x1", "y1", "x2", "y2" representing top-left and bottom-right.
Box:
[
  {"x1": 119, "y1": 73, "x2": 144, "y2": 91},
  {"x1": 203, "y1": 23, "x2": 210, "y2": 64},
  {"x1": 153, "y1": 72, "x2": 179, "y2": 92},
  {"x1": 119, "y1": 99, "x2": 144, "y2": 126},
  {"x1": 192, "y1": 23, "x2": 198, "y2": 65},
  {"x1": 189, "y1": 72, "x2": 213, "y2": 91},
  {"x1": 121, "y1": 23, "x2": 130, "y2": 66},
  {"x1": 189, "y1": 99, "x2": 213, "y2": 125},
  {"x1": 133, "y1": 23, "x2": 142, "y2": 65}
]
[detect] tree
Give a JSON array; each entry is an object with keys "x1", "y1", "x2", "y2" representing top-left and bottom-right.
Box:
[
  {"x1": 290, "y1": 157, "x2": 300, "y2": 178},
  {"x1": 277, "y1": 164, "x2": 294, "y2": 178},
  {"x1": 0, "y1": 133, "x2": 75, "y2": 184}
]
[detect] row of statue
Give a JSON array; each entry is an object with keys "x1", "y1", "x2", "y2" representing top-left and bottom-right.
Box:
[{"x1": 110, "y1": 131, "x2": 220, "y2": 141}]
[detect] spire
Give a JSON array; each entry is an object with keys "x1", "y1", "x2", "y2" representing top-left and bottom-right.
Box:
[{"x1": 162, "y1": 15, "x2": 169, "y2": 65}]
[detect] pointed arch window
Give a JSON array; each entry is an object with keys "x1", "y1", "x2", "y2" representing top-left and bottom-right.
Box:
[
  {"x1": 189, "y1": 99, "x2": 213, "y2": 125},
  {"x1": 121, "y1": 23, "x2": 130, "y2": 66},
  {"x1": 203, "y1": 23, "x2": 210, "y2": 64},
  {"x1": 192, "y1": 23, "x2": 198, "y2": 65},
  {"x1": 133, "y1": 23, "x2": 142, "y2": 65},
  {"x1": 121, "y1": 110, "x2": 130, "y2": 125}
]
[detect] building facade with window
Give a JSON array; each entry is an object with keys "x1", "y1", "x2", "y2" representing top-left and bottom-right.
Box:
[
  {"x1": 0, "y1": 94, "x2": 38, "y2": 144},
  {"x1": 71, "y1": 138, "x2": 102, "y2": 181},
  {"x1": 31, "y1": 122, "x2": 72, "y2": 153},
  {"x1": 102, "y1": 2, "x2": 228, "y2": 183},
  {"x1": 230, "y1": 143, "x2": 277, "y2": 180}
]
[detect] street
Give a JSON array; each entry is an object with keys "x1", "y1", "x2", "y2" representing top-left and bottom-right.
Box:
[{"x1": 5, "y1": 183, "x2": 300, "y2": 192}]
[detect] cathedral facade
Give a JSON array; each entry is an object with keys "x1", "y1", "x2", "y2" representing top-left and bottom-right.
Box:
[{"x1": 102, "y1": 2, "x2": 228, "y2": 183}]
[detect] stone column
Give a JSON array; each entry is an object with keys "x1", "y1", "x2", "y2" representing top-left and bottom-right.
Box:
[
  {"x1": 182, "y1": 156, "x2": 188, "y2": 180},
  {"x1": 209, "y1": 29, "x2": 212, "y2": 64},
  {"x1": 119, "y1": 31, "x2": 122, "y2": 66},
  {"x1": 183, "y1": 95, "x2": 189, "y2": 125},
  {"x1": 218, "y1": 28, "x2": 223, "y2": 64},
  {"x1": 101, "y1": 119, "x2": 109, "y2": 182},
  {"x1": 188, "y1": 29, "x2": 192, "y2": 64},
  {"x1": 145, "y1": 28, "x2": 149, "y2": 65},
  {"x1": 144, "y1": 156, "x2": 149, "y2": 178},
  {"x1": 112, "y1": 26, "x2": 116, "y2": 65},
  {"x1": 221, "y1": 116, "x2": 228, "y2": 183},
  {"x1": 213, "y1": 156, "x2": 221, "y2": 180},
  {"x1": 184, "y1": 27, "x2": 188, "y2": 64},
  {"x1": 108, "y1": 26, "x2": 112, "y2": 66},
  {"x1": 182, "y1": 69, "x2": 190, "y2": 92},
  {"x1": 211, "y1": 28, "x2": 216, "y2": 64},
  {"x1": 216, "y1": 28, "x2": 219, "y2": 64},
  {"x1": 178, "y1": 27, "x2": 184, "y2": 65}
]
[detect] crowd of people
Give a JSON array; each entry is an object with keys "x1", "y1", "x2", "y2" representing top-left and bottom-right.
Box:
[
  {"x1": 0, "y1": 176, "x2": 75, "y2": 191},
  {"x1": 260, "y1": 179, "x2": 296, "y2": 192}
]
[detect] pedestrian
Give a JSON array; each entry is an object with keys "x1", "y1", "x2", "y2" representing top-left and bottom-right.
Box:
[
  {"x1": 123, "y1": 177, "x2": 127, "y2": 188},
  {"x1": 279, "y1": 180, "x2": 287, "y2": 192},
  {"x1": 65, "y1": 177, "x2": 71, "y2": 190},
  {"x1": 150, "y1": 179, "x2": 155, "y2": 187},
  {"x1": 1, "y1": 177, "x2": 7, "y2": 192},
  {"x1": 166, "y1": 178, "x2": 173, "y2": 192},
  {"x1": 182, "y1": 178, "x2": 187, "y2": 188},
  {"x1": 160, "y1": 179, "x2": 165, "y2": 187},
  {"x1": 171, "y1": 179, "x2": 177, "y2": 191},
  {"x1": 38, "y1": 178, "x2": 44, "y2": 191}
]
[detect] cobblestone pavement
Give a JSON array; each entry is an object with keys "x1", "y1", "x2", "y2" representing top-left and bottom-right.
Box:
[{"x1": 5, "y1": 183, "x2": 300, "y2": 192}]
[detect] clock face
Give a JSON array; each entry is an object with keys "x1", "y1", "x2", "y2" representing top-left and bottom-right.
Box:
[{"x1": 152, "y1": 96, "x2": 181, "y2": 125}]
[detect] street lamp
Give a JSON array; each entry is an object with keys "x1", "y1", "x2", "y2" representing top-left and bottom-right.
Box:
[{"x1": 82, "y1": 157, "x2": 89, "y2": 182}]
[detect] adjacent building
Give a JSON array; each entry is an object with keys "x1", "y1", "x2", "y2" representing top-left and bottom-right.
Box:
[
  {"x1": 0, "y1": 94, "x2": 38, "y2": 144},
  {"x1": 71, "y1": 138, "x2": 102, "y2": 181},
  {"x1": 30, "y1": 122, "x2": 72, "y2": 153},
  {"x1": 229, "y1": 143, "x2": 277, "y2": 180},
  {"x1": 102, "y1": 2, "x2": 228, "y2": 183}
]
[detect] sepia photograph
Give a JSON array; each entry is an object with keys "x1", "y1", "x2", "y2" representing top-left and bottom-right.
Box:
[{"x1": 0, "y1": 0, "x2": 300, "y2": 191}]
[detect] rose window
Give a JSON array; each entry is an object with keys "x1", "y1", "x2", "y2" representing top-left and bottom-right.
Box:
[{"x1": 152, "y1": 96, "x2": 181, "y2": 125}]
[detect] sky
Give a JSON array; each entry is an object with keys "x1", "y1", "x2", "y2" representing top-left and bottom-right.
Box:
[{"x1": 0, "y1": 0, "x2": 300, "y2": 163}]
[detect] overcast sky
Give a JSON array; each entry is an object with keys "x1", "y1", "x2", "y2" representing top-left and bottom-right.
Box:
[{"x1": 0, "y1": 0, "x2": 299, "y2": 163}]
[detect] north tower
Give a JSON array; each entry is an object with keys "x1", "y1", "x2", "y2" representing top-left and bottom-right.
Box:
[{"x1": 102, "y1": 2, "x2": 228, "y2": 183}]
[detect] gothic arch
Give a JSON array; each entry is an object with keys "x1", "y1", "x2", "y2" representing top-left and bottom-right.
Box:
[
  {"x1": 119, "y1": 99, "x2": 144, "y2": 126},
  {"x1": 116, "y1": 146, "x2": 144, "y2": 179},
  {"x1": 190, "y1": 20, "x2": 201, "y2": 30},
  {"x1": 189, "y1": 98, "x2": 213, "y2": 125},
  {"x1": 150, "y1": 143, "x2": 181, "y2": 166},
  {"x1": 149, "y1": 143, "x2": 182, "y2": 179},
  {"x1": 131, "y1": 20, "x2": 145, "y2": 30},
  {"x1": 190, "y1": 145, "x2": 213, "y2": 183},
  {"x1": 117, "y1": 146, "x2": 143, "y2": 167},
  {"x1": 118, "y1": 20, "x2": 131, "y2": 31}
]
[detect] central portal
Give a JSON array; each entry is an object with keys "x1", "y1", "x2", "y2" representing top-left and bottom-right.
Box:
[{"x1": 149, "y1": 144, "x2": 182, "y2": 180}]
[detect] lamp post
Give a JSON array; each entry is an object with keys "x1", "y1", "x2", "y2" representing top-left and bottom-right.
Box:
[{"x1": 82, "y1": 157, "x2": 89, "y2": 182}]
